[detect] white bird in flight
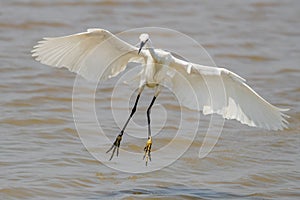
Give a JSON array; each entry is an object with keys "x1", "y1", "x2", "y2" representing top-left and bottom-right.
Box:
[{"x1": 32, "y1": 28, "x2": 288, "y2": 165}]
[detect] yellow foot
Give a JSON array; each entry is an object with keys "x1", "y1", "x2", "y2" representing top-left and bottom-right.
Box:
[
  {"x1": 143, "y1": 137, "x2": 152, "y2": 166},
  {"x1": 106, "y1": 134, "x2": 122, "y2": 160}
]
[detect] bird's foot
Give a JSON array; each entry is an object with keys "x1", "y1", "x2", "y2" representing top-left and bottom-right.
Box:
[
  {"x1": 106, "y1": 134, "x2": 122, "y2": 160},
  {"x1": 143, "y1": 137, "x2": 152, "y2": 166}
]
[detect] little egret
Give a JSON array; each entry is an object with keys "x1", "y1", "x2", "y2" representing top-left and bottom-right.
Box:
[{"x1": 32, "y1": 29, "x2": 288, "y2": 165}]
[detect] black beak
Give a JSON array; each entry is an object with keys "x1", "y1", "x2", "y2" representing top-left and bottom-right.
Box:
[{"x1": 138, "y1": 39, "x2": 148, "y2": 54}]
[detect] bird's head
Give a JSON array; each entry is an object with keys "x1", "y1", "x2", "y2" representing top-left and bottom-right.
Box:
[{"x1": 138, "y1": 33, "x2": 150, "y2": 54}]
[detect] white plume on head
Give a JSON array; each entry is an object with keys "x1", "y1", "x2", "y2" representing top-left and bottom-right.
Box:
[{"x1": 139, "y1": 33, "x2": 149, "y2": 42}]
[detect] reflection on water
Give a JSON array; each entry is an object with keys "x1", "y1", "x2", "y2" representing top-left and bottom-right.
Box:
[{"x1": 1, "y1": 0, "x2": 300, "y2": 199}]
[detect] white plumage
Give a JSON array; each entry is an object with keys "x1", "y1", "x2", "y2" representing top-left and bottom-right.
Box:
[{"x1": 32, "y1": 28, "x2": 289, "y2": 131}]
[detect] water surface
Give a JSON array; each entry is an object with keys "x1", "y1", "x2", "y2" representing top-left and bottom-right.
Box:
[{"x1": 1, "y1": 0, "x2": 300, "y2": 199}]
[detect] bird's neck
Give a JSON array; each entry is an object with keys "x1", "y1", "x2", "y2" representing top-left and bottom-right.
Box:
[
  {"x1": 145, "y1": 39, "x2": 159, "y2": 61},
  {"x1": 147, "y1": 47, "x2": 160, "y2": 61},
  {"x1": 148, "y1": 47, "x2": 155, "y2": 57}
]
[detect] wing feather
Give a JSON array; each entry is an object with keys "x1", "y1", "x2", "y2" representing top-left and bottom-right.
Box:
[
  {"x1": 170, "y1": 56, "x2": 289, "y2": 130},
  {"x1": 32, "y1": 29, "x2": 145, "y2": 81}
]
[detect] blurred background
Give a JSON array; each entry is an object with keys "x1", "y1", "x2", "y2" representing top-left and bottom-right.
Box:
[{"x1": 1, "y1": 0, "x2": 299, "y2": 199}]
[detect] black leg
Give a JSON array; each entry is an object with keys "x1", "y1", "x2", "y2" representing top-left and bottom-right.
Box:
[
  {"x1": 106, "y1": 87, "x2": 143, "y2": 160},
  {"x1": 143, "y1": 87, "x2": 160, "y2": 165},
  {"x1": 147, "y1": 96, "x2": 156, "y2": 139}
]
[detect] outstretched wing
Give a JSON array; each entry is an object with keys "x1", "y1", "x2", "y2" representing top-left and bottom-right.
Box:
[
  {"x1": 169, "y1": 55, "x2": 289, "y2": 130},
  {"x1": 32, "y1": 29, "x2": 145, "y2": 81}
]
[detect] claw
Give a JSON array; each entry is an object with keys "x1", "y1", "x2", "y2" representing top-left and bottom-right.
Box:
[
  {"x1": 106, "y1": 134, "x2": 122, "y2": 160},
  {"x1": 143, "y1": 137, "x2": 152, "y2": 166}
]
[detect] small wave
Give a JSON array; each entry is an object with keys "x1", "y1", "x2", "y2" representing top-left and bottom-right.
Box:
[
  {"x1": 108, "y1": 186, "x2": 244, "y2": 199},
  {"x1": 11, "y1": 1, "x2": 121, "y2": 8},
  {"x1": 0, "y1": 21, "x2": 68, "y2": 30},
  {"x1": 216, "y1": 53, "x2": 275, "y2": 62},
  {"x1": 3, "y1": 118, "x2": 66, "y2": 126},
  {"x1": 251, "y1": 2, "x2": 281, "y2": 8},
  {"x1": 275, "y1": 68, "x2": 300, "y2": 74}
]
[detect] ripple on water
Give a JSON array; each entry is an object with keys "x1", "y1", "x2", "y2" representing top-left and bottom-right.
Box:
[
  {"x1": 106, "y1": 186, "x2": 248, "y2": 199},
  {"x1": 215, "y1": 53, "x2": 276, "y2": 62},
  {"x1": 0, "y1": 21, "x2": 69, "y2": 30},
  {"x1": 1, "y1": 0, "x2": 300, "y2": 199},
  {"x1": 3, "y1": 118, "x2": 67, "y2": 126}
]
